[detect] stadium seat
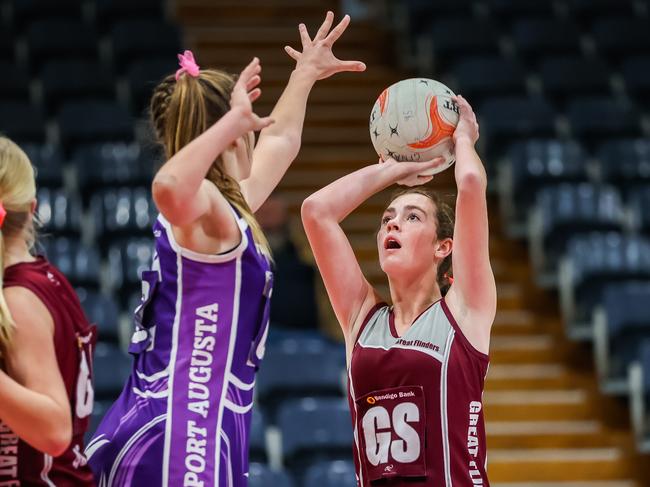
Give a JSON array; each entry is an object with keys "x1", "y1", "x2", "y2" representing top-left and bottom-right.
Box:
[
  {"x1": 256, "y1": 337, "x2": 346, "y2": 419},
  {"x1": 110, "y1": 19, "x2": 181, "y2": 72},
  {"x1": 41, "y1": 238, "x2": 102, "y2": 289},
  {"x1": 539, "y1": 56, "x2": 612, "y2": 104},
  {"x1": 0, "y1": 31, "x2": 14, "y2": 62},
  {"x1": 565, "y1": 0, "x2": 639, "y2": 23},
  {"x1": 592, "y1": 18, "x2": 650, "y2": 60},
  {"x1": 125, "y1": 57, "x2": 176, "y2": 115},
  {"x1": 93, "y1": 342, "x2": 130, "y2": 401},
  {"x1": 449, "y1": 56, "x2": 527, "y2": 105},
  {"x1": 567, "y1": 97, "x2": 641, "y2": 147},
  {"x1": 92, "y1": 0, "x2": 165, "y2": 32},
  {"x1": 392, "y1": 0, "x2": 475, "y2": 37},
  {"x1": 106, "y1": 238, "x2": 155, "y2": 302},
  {"x1": 36, "y1": 188, "x2": 83, "y2": 237},
  {"x1": 630, "y1": 187, "x2": 650, "y2": 237},
  {"x1": 528, "y1": 183, "x2": 626, "y2": 285},
  {"x1": 25, "y1": 19, "x2": 98, "y2": 71},
  {"x1": 248, "y1": 463, "x2": 294, "y2": 487},
  {"x1": 558, "y1": 233, "x2": 650, "y2": 340},
  {"x1": 629, "y1": 340, "x2": 650, "y2": 453},
  {"x1": 278, "y1": 398, "x2": 353, "y2": 475},
  {"x1": 73, "y1": 142, "x2": 157, "y2": 199},
  {"x1": 22, "y1": 143, "x2": 65, "y2": 189},
  {"x1": 480, "y1": 96, "x2": 556, "y2": 159},
  {"x1": 512, "y1": 18, "x2": 583, "y2": 62},
  {"x1": 0, "y1": 61, "x2": 30, "y2": 102},
  {"x1": 0, "y1": 101, "x2": 46, "y2": 143},
  {"x1": 593, "y1": 283, "x2": 650, "y2": 395},
  {"x1": 249, "y1": 408, "x2": 267, "y2": 463},
  {"x1": 499, "y1": 139, "x2": 590, "y2": 235},
  {"x1": 76, "y1": 288, "x2": 121, "y2": 345},
  {"x1": 7, "y1": 0, "x2": 83, "y2": 30},
  {"x1": 621, "y1": 55, "x2": 650, "y2": 108},
  {"x1": 425, "y1": 17, "x2": 501, "y2": 71},
  {"x1": 40, "y1": 60, "x2": 116, "y2": 115},
  {"x1": 57, "y1": 100, "x2": 134, "y2": 153},
  {"x1": 303, "y1": 460, "x2": 357, "y2": 487},
  {"x1": 597, "y1": 138, "x2": 650, "y2": 195},
  {"x1": 89, "y1": 187, "x2": 157, "y2": 246}
]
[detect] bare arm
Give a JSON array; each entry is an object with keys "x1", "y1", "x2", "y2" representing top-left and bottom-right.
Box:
[
  {"x1": 0, "y1": 287, "x2": 72, "y2": 456},
  {"x1": 242, "y1": 11, "x2": 366, "y2": 212},
  {"x1": 445, "y1": 96, "x2": 497, "y2": 349},
  {"x1": 301, "y1": 158, "x2": 443, "y2": 342},
  {"x1": 152, "y1": 58, "x2": 274, "y2": 229}
]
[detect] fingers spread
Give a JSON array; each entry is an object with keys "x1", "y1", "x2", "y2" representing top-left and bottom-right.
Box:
[
  {"x1": 241, "y1": 57, "x2": 260, "y2": 80},
  {"x1": 324, "y1": 14, "x2": 350, "y2": 45},
  {"x1": 298, "y1": 23, "x2": 312, "y2": 48},
  {"x1": 314, "y1": 11, "x2": 334, "y2": 41},
  {"x1": 248, "y1": 88, "x2": 262, "y2": 103},
  {"x1": 246, "y1": 75, "x2": 261, "y2": 91},
  {"x1": 284, "y1": 45, "x2": 301, "y2": 60},
  {"x1": 335, "y1": 59, "x2": 366, "y2": 72}
]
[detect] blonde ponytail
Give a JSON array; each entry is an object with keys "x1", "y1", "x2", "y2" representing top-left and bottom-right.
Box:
[
  {"x1": 0, "y1": 137, "x2": 37, "y2": 349},
  {"x1": 150, "y1": 66, "x2": 272, "y2": 258}
]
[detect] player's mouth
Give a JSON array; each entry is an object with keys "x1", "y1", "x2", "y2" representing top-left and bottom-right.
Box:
[{"x1": 384, "y1": 236, "x2": 402, "y2": 250}]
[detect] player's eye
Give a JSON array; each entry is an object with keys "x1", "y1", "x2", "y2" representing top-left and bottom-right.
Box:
[
  {"x1": 381, "y1": 216, "x2": 391, "y2": 225},
  {"x1": 408, "y1": 213, "x2": 420, "y2": 221}
]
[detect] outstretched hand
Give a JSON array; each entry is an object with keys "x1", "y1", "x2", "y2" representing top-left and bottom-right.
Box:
[
  {"x1": 379, "y1": 156, "x2": 447, "y2": 187},
  {"x1": 284, "y1": 11, "x2": 366, "y2": 81},
  {"x1": 230, "y1": 57, "x2": 275, "y2": 132},
  {"x1": 452, "y1": 95, "x2": 479, "y2": 146}
]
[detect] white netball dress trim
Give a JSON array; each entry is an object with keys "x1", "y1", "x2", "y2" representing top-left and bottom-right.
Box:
[{"x1": 441, "y1": 328, "x2": 454, "y2": 487}]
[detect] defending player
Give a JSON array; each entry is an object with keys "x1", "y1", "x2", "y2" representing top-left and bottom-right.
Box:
[
  {"x1": 86, "y1": 12, "x2": 365, "y2": 486},
  {"x1": 301, "y1": 95, "x2": 496, "y2": 486},
  {"x1": 0, "y1": 136, "x2": 95, "y2": 486}
]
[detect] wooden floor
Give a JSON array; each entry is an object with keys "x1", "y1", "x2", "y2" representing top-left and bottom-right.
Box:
[{"x1": 176, "y1": 1, "x2": 650, "y2": 484}]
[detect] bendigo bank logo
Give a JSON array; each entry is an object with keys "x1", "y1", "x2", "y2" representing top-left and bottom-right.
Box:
[{"x1": 367, "y1": 396, "x2": 376, "y2": 405}]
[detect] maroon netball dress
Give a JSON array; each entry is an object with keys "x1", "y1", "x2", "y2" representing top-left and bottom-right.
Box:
[
  {"x1": 348, "y1": 298, "x2": 490, "y2": 486},
  {"x1": 1, "y1": 256, "x2": 96, "y2": 486}
]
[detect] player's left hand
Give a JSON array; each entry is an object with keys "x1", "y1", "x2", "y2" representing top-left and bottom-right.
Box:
[
  {"x1": 284, "y1": 11, "x2": 366, "y2": 81},
  {"x1": 452, "y1": 95, "x2": 479, "y2": 146}
]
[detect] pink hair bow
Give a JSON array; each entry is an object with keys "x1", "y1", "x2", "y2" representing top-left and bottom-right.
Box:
[
  {"x1": 175, "y1": 50, "x2": 200, "y2": 80},
  {"x1": 0, "y1": 201, "x2": 6, "y2": 229}
]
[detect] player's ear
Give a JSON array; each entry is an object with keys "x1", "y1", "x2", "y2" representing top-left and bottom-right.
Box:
[{"x1": 434, "y1": 238, "x2": 452, "y2": 259}]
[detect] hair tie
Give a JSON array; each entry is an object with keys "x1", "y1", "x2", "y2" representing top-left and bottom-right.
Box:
[
  {"x1": 175, "y1": 50, "x2": 200, "y2": 80},
  {"x1": 444, "y1": 272, "x2": 454, "y2": 284},
  {"x1": 0, "y1": 202, "x2": 6, "y2": 229}
]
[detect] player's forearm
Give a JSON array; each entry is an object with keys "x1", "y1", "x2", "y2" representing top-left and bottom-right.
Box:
[
  {"x1": 0, "y1": 371, "x2": 72, "y2": 456},
  {"x1": 152, "y1": 108, "x2": 248, "y2": 206},
  {"x1": 302, "y1": 160, "x2": 403, "y2": 223},
  {"x1": 454, "y1": 137, "x2": 487, "y2": 192}
]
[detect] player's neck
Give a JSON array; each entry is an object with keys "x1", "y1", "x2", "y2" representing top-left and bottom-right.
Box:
[
  {"x1": 389, "y1": 272, "x2": 441, "y2": 332},
  {"x1": 2, "y1": 236, "x2": 36, "y2": 269}
]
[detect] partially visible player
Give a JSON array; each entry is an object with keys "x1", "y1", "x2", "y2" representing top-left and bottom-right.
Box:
[
  {"x1": 86, "y1": 12, "x2": 365, "y2": 486},
  {"x1": 0, "y1": 136, "x2": 96, "y2": 486},
  {"x1": 301, "y1": 95, "x2": 496, "y2": 486}
]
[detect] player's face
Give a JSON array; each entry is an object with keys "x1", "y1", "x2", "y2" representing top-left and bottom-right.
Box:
[{"x1": 377, "y1": 193, "x2": 439, "y2": 276}]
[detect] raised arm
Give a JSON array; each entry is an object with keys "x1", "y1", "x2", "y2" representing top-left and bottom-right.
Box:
[
  {"x1": 301, "y1": 158, "x2": 444, "y2": 343},
  {"x1": 0, "y1": 287, "x2": 72, "y2": 456},
  {"x1": 241, "y1": 11, "x2": 366, "y2": 212},
  {"x1": 152, "y1": 58, "x2": 273, "y2": 228},
  {"x1": 445, "y1": 95, "x2": 497, "y2": 350}
]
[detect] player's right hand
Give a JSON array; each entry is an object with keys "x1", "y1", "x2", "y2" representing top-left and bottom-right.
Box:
[
  {"x1": 380, "y1": 156, "x2": 446, "y2": 187},
  {"x1": 230, "y1": 57, "x2": 275, "y2": 132}
]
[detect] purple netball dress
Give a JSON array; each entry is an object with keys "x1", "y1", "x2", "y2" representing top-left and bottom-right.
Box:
[{"x1": 86, "y1": 208, "x2": 273, "y2": 487}]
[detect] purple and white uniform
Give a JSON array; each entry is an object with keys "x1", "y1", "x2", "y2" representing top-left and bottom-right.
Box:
[{"x1": 86, "y1": 208, "x2": 273, "y2": 487}]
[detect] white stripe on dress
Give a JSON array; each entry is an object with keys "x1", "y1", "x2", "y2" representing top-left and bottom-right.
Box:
[
  {"x1": 40, "y1": 454, "x2": 55, "y2": 487},
  {"x1": 161, "y1": 250, "x2": 183, "y2": 487},
  {"x1": 441, "y1": 328, "x2": 455, "y2": 487},
  {"x1": 214, "y1": 255, "x2": 243, "y2": 482}
]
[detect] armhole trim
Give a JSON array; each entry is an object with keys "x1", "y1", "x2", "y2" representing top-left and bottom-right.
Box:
[
  {"x1": 352, "y1": 302, "x2": 387, "y2": 346},
  {"x1": 440, "y1": 297, "x2": 490, "y2": 363}
]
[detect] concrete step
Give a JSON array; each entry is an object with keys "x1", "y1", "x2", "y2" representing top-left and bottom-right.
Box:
[
  {"x1": 488, "y1": 447, "x2": 630, "y2": 481},
  {"x1": 487, "y1": 420, "x2": 612, "y2": 448},
  {"x1": 492, "y1": 482, "x2": 638, "y2": 487},
  {"x1": 484, "y1": 389, "x2": 593, "y2": 421},
  {"x1": 486, "y1": 364, "x2": 582, "y2": 390}
]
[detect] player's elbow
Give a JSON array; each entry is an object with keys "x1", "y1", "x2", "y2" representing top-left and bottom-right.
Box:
[
  {"x1": 41, "y1": 416, "x2": 72, "y2": 457},
  {"x1": 152, "y1": 176, "x2": 193, "y2": 226},
  {"x1": 301, "y1": 196, "x2": 328, "y2": 225},
  {"x1": 456, "y1": 169, "x2": 487, "y2": 194}
]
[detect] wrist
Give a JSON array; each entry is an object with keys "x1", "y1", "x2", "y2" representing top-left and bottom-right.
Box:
[
  {"x1": 228, "y1": 106, "x2": 253, "y2": 133},
  {"x1": 290, "y1": 67, "x2": 318, "y2": 85},
  {"x1": 454, "y1": 135, "x2": 476, "y2": 148}
]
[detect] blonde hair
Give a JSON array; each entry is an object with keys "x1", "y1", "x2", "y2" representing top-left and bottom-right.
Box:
[
  {"x1": 0, "y1": 136, "x2": 37, "y2": 348},
  {"x1": 149, "y1": 67, "x2": 272, "y2": 258}
]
